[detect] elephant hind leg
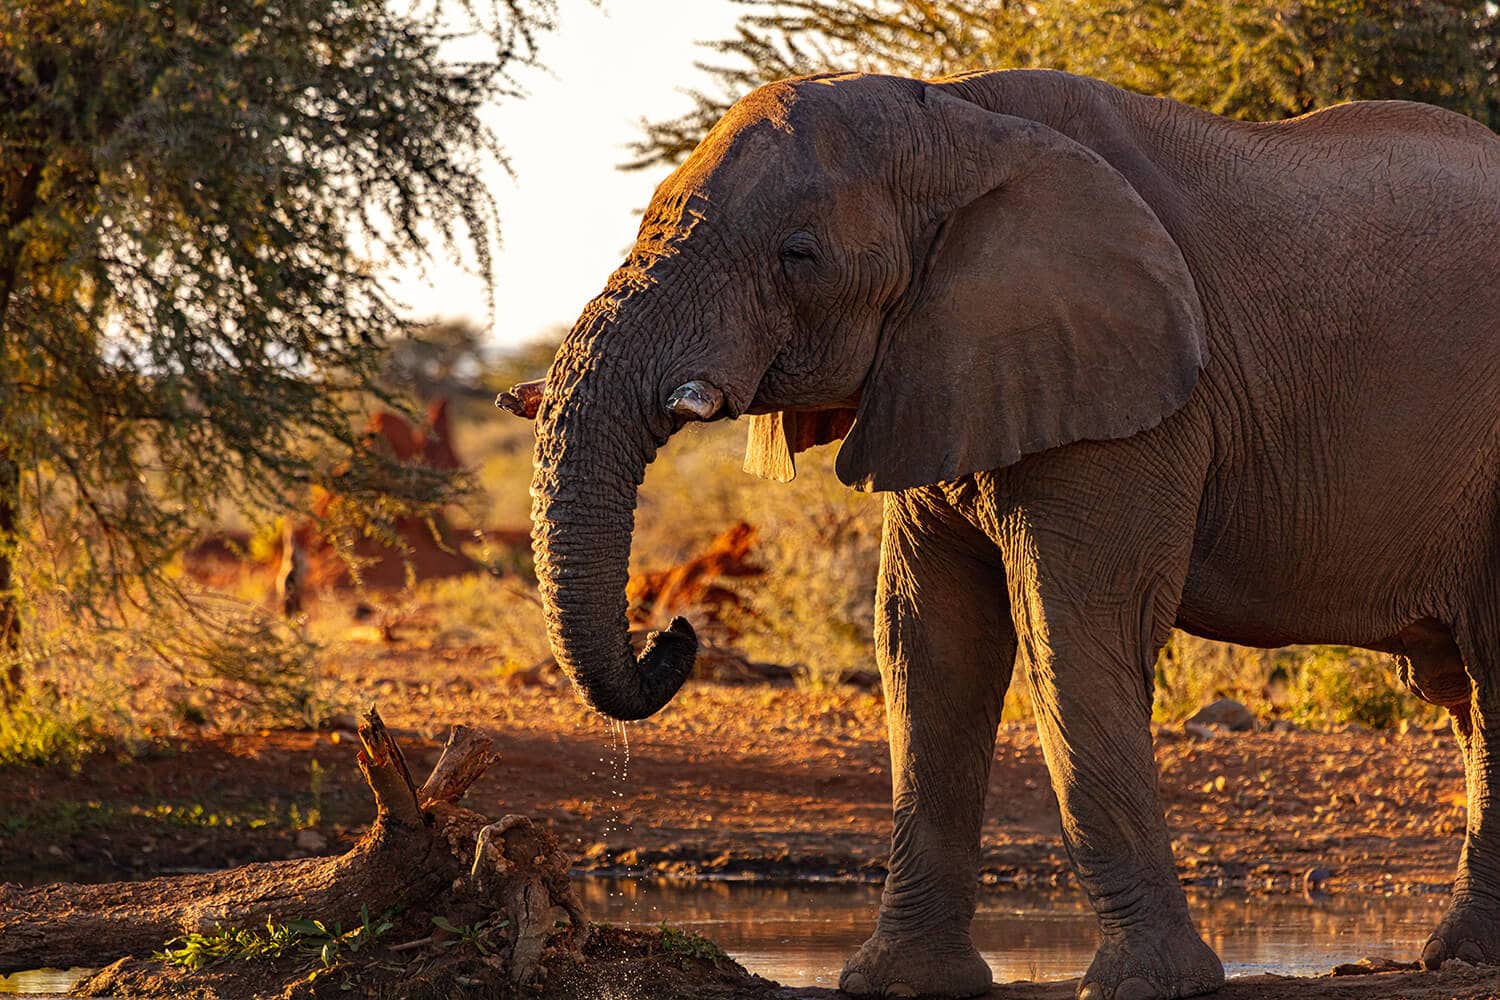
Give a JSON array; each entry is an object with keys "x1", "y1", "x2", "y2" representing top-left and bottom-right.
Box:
[{"x1": 1424, "y1": 603, "x2": 1500, "y2": 968}]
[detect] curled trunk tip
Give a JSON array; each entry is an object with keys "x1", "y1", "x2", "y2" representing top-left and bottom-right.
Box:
[{"x1": 581, "y1": 616, "x2": 698, "y2": 721}]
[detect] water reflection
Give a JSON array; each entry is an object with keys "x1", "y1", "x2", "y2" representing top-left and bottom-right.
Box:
[
  {"x1": 0, "y1": 968, "x2": 89, "y2": 995},
  {"x1": 579, "y1": 878, "x2": 1450, "y2": 989}
]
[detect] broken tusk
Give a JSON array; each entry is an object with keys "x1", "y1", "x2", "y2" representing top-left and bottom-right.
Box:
[
  {"x1": 495, "y1": 378, "x2": 546, "y2": 420},
  {"x1": 666, "y1": 380, "x2": 724, "y2": 420}
]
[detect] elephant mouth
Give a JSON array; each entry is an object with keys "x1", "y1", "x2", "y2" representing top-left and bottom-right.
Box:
[{"x1": 495, "y1": 378, "x2": 546, "y2": 419}]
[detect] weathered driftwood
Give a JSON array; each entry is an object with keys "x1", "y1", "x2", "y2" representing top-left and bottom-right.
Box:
[{"x1": 0, "y1": 709, "x2": 584, "y2": 985}]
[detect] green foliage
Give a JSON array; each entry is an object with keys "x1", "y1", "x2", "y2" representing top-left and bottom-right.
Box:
[
  {"x1": 0, "y1": 794, "x2": 325, "y2": 841},
  {"x1": 308, "y1": 757, "x2": 326, "y2": 823},
  {"x1": 156, "y1": 919, "x2": 307, "y2": 971},
  {"x1": 629, "y1": 0, "x2": 1498, "y2": 169},
  {"x1": 0, "y1": 0, "x2": 555, "y2": 706},
  {"x1": 1284, "y1": 645, "x2": 1437, "y2": 730},
  {"x1": 134, "y1": 801, "x2": 279, "y2": 829},
  {"x1": 1150, "y1": 633, "x2": 1444, "y2": 730},
  {"x1": 658, "y1": 922, "x2": 728, "y2": 964},
  {"x1": 1151, "y1": 632, "x2": 1292, "y2": 725},
  {"x1": 0, "y1": 686, "x2": 102, "y2": 766},
  {"x1": 431, "y1": 914, "x2": 506, "y2": 953},
  {"x1": 409, "y1": 571, "x2": 552, "y2": 666},
  {"x1": 635, "y1": 423, "x2": 882, "y2": 685},
  {"x1": 156, "y1": 907, "x2": 394, "y2": 972}
]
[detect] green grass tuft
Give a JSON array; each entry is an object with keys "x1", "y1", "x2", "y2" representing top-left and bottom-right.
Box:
[
  {"x1": 155, "y1": 907, "x2": 393, "y2": 972},
  {"x1": 658, "y1": 922, "x2": 728, "y2": 963}
]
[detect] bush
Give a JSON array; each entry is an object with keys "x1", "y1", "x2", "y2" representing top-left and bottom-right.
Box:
[
  {"x1": 1151, "y1": 634, "x2": 1445, "y2": 730},
  {"x1": 0, "y1": 689, "x2": 103, "y2": 768},
  {"x1": 1284, "y1": 645, "x2": 1442, "y2": 730},
  {"x1": 408, "y1": 573, "x2": 552, "y2": 668}
]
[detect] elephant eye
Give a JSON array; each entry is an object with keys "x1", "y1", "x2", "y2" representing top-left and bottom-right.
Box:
[{"x1": 778, "y1": 233, "x2": 820, "y2": 268}]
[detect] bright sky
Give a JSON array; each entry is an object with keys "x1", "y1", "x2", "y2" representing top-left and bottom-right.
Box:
[{"x1": 387, "y1": 0, "x2": 745, "y2": 349}]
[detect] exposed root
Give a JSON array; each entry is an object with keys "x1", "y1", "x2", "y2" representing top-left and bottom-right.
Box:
[{"x1": 0, "y1": 707, "x2": 586, "y2": 992}]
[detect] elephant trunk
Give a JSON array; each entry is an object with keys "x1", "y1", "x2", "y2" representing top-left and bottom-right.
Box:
[{"x1": 528, "y1": 314, "x2": 699, "y2": 721}]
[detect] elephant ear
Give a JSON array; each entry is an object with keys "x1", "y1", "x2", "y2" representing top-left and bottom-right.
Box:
[
  {"x1": 744, "y1": 408, "x2": 857, "y2": 482},
  {"x1": 835, "y1": 87, "x2": 1207, "y2": 493}
]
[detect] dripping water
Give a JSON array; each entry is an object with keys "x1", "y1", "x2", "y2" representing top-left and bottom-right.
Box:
[{"x1": 599, "y1": 717, "x2": 637, "y2": 917}]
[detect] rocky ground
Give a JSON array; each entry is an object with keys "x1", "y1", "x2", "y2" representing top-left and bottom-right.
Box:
[{"x1": 0, "y1": 668, "x2": 1468, "y2": 894}]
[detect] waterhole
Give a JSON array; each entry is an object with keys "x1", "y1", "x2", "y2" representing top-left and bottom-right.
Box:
[
  {"x1": 1, "y1": 879, "x2": 1452, "y2": 994},
  {"x1": 579, "y1": 877, "x2": 1451, "y2": 989}
]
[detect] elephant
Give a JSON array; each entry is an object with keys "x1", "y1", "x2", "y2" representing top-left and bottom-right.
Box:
[{"x1": 507, "y1": 68, "x2": 1500, "y2": 999}]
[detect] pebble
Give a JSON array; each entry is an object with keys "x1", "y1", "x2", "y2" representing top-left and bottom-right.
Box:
[
  {"x1": 1304, "y1": 865, "x2": 1333, "y2": 891},
  {"x1": 295, "y1": 829, "x2": 328, "y2": 852},
  {"x1": 1185, "y1": 698, "x2": 1257, "y2": 733}
]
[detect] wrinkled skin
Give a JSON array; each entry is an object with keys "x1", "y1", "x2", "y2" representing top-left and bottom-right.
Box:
[{"x1": 525, "y1": 69, "x2": 1500, "y2": 998}]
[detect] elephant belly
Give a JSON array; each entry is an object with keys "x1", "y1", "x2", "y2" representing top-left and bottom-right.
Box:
[
  {"x1": 1175, "y1": 465, "x2": 1486, "y2": 652},
  {"x1": 1175, "y1": 330, "x2": 1500, "y2": 650}
]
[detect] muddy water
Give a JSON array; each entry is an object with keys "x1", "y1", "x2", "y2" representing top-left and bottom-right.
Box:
[{"x1": 579, "y1": 878, "x2": 1451, "y2": 989}]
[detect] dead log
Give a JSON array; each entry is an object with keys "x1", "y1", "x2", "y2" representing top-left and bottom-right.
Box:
[{"x1": 0, "y1": 710, "x2": 584, "y2": 986}]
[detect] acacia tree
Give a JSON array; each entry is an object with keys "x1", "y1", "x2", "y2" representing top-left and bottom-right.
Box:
[
  {"x1": 629, "y1": 0, "x2": 1498, "y2": 170},
  {"x1": 0, "y1": 0, "x2": 553, "y2": 700}
]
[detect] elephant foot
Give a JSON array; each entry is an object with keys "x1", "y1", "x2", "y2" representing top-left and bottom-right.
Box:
[
  {"x1": 1422, "y1": 898, "x2": 1500, "y2": 968},
  {"x1": 1078, "y1": 920, "x2": 1224, "y2": 1000},
  {"x1": 839, "y1": 931, "x2": 992, "y2": 998}
]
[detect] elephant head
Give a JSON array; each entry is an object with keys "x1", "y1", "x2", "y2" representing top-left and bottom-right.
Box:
[{"x1": 522, "y1": 72, "x2": 1205, "y2": 721}]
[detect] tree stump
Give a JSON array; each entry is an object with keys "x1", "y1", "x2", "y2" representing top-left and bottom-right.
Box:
[{"x1": 0, "y1": 709, "x2": 585, "y2": 989}]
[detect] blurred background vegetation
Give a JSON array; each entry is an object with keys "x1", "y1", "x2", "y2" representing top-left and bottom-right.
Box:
[
  {"x1": 0, "y1": 0, "x2": 556, "y2": 746},
  {"x1": 629, "y1": 0, "x2": 1498, "y2": 168},
  {"x1": 2, "y1": 0, "x2": 1487, "y2": 765}
]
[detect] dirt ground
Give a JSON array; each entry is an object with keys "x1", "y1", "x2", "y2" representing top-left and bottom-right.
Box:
[{"x1": 1, "y1": 650, "x2": 1468, "y2": 893}]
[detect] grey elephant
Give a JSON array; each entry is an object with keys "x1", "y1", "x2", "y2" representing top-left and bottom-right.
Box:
[{"x1": 507, "y1": 69, "x2": 1500, "y2": 999}]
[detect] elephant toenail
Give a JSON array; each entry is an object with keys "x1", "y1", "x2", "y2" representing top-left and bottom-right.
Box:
[
  {"x1": 1422, "y1": 937, "x2": 1445, "y2": 969},
  {"x1": 1077, "y1": 983, "x2": 1104, "y2": 1000},
  {"x1": 842, "y1": 971, "x2": 874, "y2": 996},
  {"x1": 1114, "y1": 977, "x2": 1159, "y2": 1000},
  {"x1": 1458, "y1": 941, "x2": 1486, "y2": 964},
  {"x1": 885, "y1": 984, "x2": 917, "y2": 999}
]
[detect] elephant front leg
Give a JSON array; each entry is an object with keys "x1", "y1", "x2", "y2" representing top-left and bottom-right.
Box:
[
  {"x1": 1002, "y1": 503, "x2": 1223, "y2": 1000},
  {"x1": 1031, "y1": 649, "x2": 1223, "y2": 1000},
  {"x1": 840, "y1": 492, "x2": 1014, "y2": 999}
]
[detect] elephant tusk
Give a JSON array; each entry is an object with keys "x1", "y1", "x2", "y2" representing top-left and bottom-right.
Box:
[
  {"x1": 666, "y1": 380, "x2": 724, "y2": 421},
  {"x1": 496, "y1": 378, "x2": 546, "y2": 420}
]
